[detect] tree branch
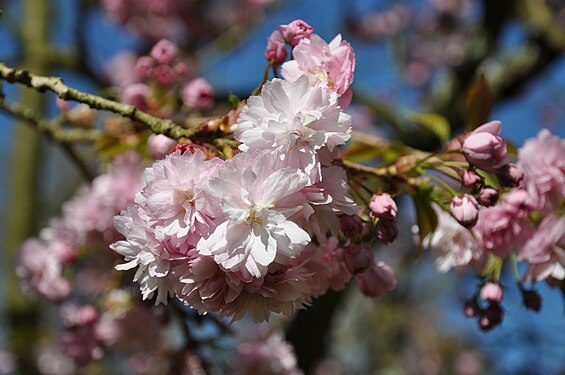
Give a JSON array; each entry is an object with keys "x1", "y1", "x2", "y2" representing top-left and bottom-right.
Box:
[{"x1": 0, "y1": 62, "x2": 197, "y2": 140}]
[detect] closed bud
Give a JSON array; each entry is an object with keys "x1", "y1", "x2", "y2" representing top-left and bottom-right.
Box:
[
  {"x1": 340, "y1": 215, "x2": 363, "y2": 238},
  {"x1": 375, "y1": 219, "x2": 398, "y2": 244},
  {"x1": 264, "y1": 30, "x2": 287, "y2": 65},
  {"x1": 150, "y1": 39, "x2": 178, "y2": 64},
  {"x1": 278, "y1": 19, "x2": 314, "y2": 47},
  {"x1": 480, "y1": 282, "x2": 503, "y2": 302},
  {"x1": 496, "y1": 163, "x2": 524, "y2": 188},
  {"x1": 369, "y1": 193, "x2": 398, "y2": 219},
  {"x1": 478, "y1": 186, "x2": 499, "y2": 207},
  {"x1": 355, "y1": 261, "x2": 398, "y2": 298},
  {"x1": 462, "y1": 121, "x2": 507, "y2": 172},
  {"x1": 464, "y1": 299, "x2": 481, "y2": 317},
  {"x1": 479, "y1": 302, "x2": 503, "y2": 331},
  {"x1": 461, "y1": 169, "x2": 482, "y2": 188},
  {"x1": 451, "y1": 194, "x2": 480, "y2": 228},
  {"x1": 344, "y1": 244, "x2": 374, "y2": 275},
  {"x1": 521, "y1": 289, "x2": 542, "y2": 311}
]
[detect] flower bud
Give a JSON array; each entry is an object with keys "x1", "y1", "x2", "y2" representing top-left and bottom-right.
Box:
[
  {"x1": 150, "y1": 39, "x2": 178, "y2": 64},
  {"x1": 122, "y1": 83, "x2": 150, "y2": 110},
  {"x1": 496, "y1": 163, "x2": 524, "y2": 188},
  {"x1": 462, "y1": 121, "x2": 507, "y2": 172},
  {"x1": 450, "y1": 194, "x2": 480, "y2": 228},
  {"x1": 461, "y1": 169, "x2": 482, "y2": 188},
  {"x1": 134, "y1": 56, "x2": 154, "y2": 78},
  {"x1": 480, "y1": 282, "x2": 503, "y2": 302},
  {"x1": 264, "y1": 30, "x2": 287, "y2": 65},
  {"x1": 154, "y1": 64, "x2": 175, "y2": 86},
  {"x1": 375, "y1": 219, "x2": 398, "y2": 244},
  {"x1": 478, "y1": 186, "x2": 498, "y2": 207},
  {"x1": 521, "y1": 289, "x2": 542, "y2": 311},
  {"x1": 182, "y1": 78, "x2": 214, "y2": 110},
  {"x1": 369, "y1": 193, "x2": 398, "y2": 219},
  {"x1": 148, "y1": 134, "x2": 177, "y2": 160},
  {"x1": 478, "y1": 302, "x2": 503, "y2": 331},
  {"x1": 464, "y1": 299, "x2": 481, "y2": 317},
  {"x1": 278, "y1": 19, "x2": 314, "y2": 47},
  {"x1": 343, "y1": 244, "x2": 374, "y2": 275},
  {"x1": 340, "y1": 215, "x2": 363, "y2": 238},
  {"x1": 355, "y1": 261, "x2": 398, "y2": 298}
]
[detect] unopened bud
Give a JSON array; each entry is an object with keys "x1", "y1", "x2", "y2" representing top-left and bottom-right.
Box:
[
  {"x1": 355, "y1": 261, "x2": 398, "y2": 298},
  {"x1": 278, "y1": 19, "x2": 314, "y2": 47},
  {"x1": 369, "y1": 193, "x2": 398, "y2": 219},
  {"x1": 478, "y1": 186, "x2": 499, "y2": 207},
  {"x1": 461, "y1": 169, "x2": 482, "y2": 188},
  {"x1": 450, "y1": 194, "x2": 480, "y2": 228},
  {"x1": 480, "y1": 282, "x2": 503, "y2": 302},
  {"x1": 343, "y1": 244, "x2": 374, "y2": 275},
  {"x1": 462, "y1": 121, "x2": 507, "y2": 172},
  {"x1": 150, "y1": 39, "x2": 178, "y2": 64},
  {"x1": 340, "y1": 215, "x2": 363, "y2": 238},
  {"x1": 375, "y1": 219, "x2": 398, "y2": 244},
  {"x1": 521, "y1": 289, "x2": 542, "y2": 311},
  {"x1": 264, "y1": 30, "x2": 288, "y2": 65},
  {"x1": 478, "y1": 302, "x2": 503, "y2": 331}
]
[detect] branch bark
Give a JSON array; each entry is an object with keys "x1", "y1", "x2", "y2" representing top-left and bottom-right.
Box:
[{"x1": 0, "y1": 62, "x2": 197, "y2": 140}]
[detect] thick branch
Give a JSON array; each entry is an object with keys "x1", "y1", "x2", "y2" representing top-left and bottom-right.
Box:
[{"x1": 0, "y1": 62, "x2": 196, "y2": 140}]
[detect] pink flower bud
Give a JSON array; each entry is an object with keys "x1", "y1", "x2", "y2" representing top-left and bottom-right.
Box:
[
  {"x1": 122, "y1": 83, "x2": 150, "y2": 110},
  {"x1": 150, "y1": 39, "x2": 178, "y2": 64},
  {"x1": 134, "y1": 56, "x2": 154, "y2": 79},
  {"x1": 148, "y1": 134, "x2": 177, "y2": 160},
  {"x1": 375, "y1": 219, "x2": 398, "y2": 244},
  {"x1": 355, "y1": 261, "x2": 398, "y2": 298},
  {"x1": 464, "y1": 299, "x2": 480, "y2": 317},
  {"x1": 478, "y1": 186, "x2": 498, "y2": 207},
  {"x1": 154, "y1": 64, "x2": 175, "y2": 86},
  {"x1": 182, "y1": 78, "x2": 214, "y2": 110},
  {"x1": 450, "y1": 194, "x2": 480, "y2": 228},
  {"x1": 480, "y1": 282, "x2": 503, "y2": 302},
  {"x1": 264, "y1": 30, "x2": 287, "y2": 65},
  {"x1": 340, "y1": 215, "x2": 363, "y2": 238},
  {"x1": 461, "y1": 169, "x2": 482, "y2": 188},
  {"x1": 463, "y1": 121, "x2": 507, "y2": 172},
  {"x1": 502, "y1": 189, "x2": 537, "y2": 217},
  {"x1": 496, "y1": 163, "x2": 524, "y2": 188},
  {"x1": 369, "y1": 193, "x2": 398, "y2": 219},
  {"x1": 343, "y1": 244, "x2": 374, "y2": 275},
  {"x1": 278, "y1": 19, "x2": 314, "y2": 47}
]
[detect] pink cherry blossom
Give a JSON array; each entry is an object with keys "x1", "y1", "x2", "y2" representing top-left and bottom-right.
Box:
[
  {"x1": 369, "y1": 192, "x2": 398, "y2": 219},
  {"x1": 235, "y1": 76, "x2": 351, "y2": 182},
  {"x1": 518, "y1": 129, "x2": 565, "y2": 211},
  {"x1": 150, "y1": 39, "x2": 178, "y2": 64},
  {"x1": 424, "y1": 205, "x2": 482, "y2": 273},
  {"x1": 180, "y1": 256, "x2": 315, "y2": 322},
  {"x1": 281, "y1": 34, "x2": 356, "y2": 108},
  {"x1": 474, "y1": 206, "x2": 531, "y2": 258},
  {"x1": 519, "y1": 215, "x2": 565, "y2": 282},
  {"x1": 197, "y1": 151, "x2": 311, "y2": 280},
  {"x1": 231, "y1": 328, "x2": 303, "y2": 375}
]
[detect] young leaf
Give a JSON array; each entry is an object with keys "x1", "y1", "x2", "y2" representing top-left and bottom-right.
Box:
[
  {"x1": 407, "y1": 112, "x2": 451, "y2": 144},
  {"x1": 464, "y1": 75, "x2": 493, "y2": 130}
]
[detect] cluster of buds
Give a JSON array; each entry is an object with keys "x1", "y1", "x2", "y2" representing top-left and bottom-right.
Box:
[{"x1": 264, "y1": 20, "x2": 314, "y2": 65}]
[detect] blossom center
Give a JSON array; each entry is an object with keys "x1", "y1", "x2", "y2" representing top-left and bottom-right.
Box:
[
  {"x1": 175, "y1": 190, "x2": 194, "y2": 207},
  {"x1": 244, "y1": 207, "x2": 264, "y2": 226}
]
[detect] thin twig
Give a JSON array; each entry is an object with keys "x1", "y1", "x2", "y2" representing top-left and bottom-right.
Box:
[{"x1": 0, "y1": 98, "x2": 96, "y2": 181}]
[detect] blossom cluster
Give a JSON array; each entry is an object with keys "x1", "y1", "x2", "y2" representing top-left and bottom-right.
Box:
[
  {"x1": 111, "y1": 25, "x2": 397, "y2": 321},
  {"x1": 425, "y1": 128, "x2": 565, "y2": 330},
  {"x1": 17, "y1": 153, "x2": 145, "y2": 301}
]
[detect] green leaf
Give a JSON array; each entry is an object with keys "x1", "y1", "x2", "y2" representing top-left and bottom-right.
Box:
[
  {"x1": 412, "y1": 192, "x2": 439, "y2": 255},
  {"x1": 464, "y1": 75, "x2": 493, "y2": 130},
  {"x1": 228, "y1": 93, "x2": 242, "y2": 109},
  {"x1": 407, "y1": 112, "x2": 451, "y2": 144}
]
